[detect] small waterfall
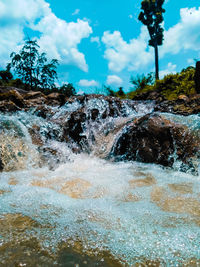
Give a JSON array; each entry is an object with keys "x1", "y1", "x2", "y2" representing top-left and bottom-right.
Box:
[{"x1": 0, "y1": 96, "x2": 199, "y2": 266}]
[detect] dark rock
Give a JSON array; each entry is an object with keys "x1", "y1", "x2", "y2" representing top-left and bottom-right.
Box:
[
  {"x1": 110, "y1": 113, "x2": 199, "y2": 168},
  {"x1": 46, "y1": 92, "x2": 65, "y2": 106},
  {"x1": 0, "y1": 100, "x2": 21, "y2": 112},
  {"x1": 0, "y1": 154, "x2": 3, "y2": 171},
  {"x1": 63, "y1": 109, "x2": 87, "y2": 144},
  {"x1": 90, "y1": 108, "x2": 99, "y2": 121},
  {"x1": 180, "y1": 159, "x2": 199, "y2": 176}
]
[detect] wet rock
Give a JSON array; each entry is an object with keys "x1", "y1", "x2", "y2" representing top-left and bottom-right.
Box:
[
  {"x1": 151, "y1": 186, "x2": 200, "y2": 217},
  {"x1": 57, "y1": 240, "x2": 124, "y2": 267},
  {"x1": 128, "y1": 174, "x2": 156, "y2": 188},
  {"x1": 168, "y1": 182, "x2": 193, "y2": 194},
  {"x1": 63, "y1": 108, "x2": 87, "y2": 144},
  {"x1": 59, "y1": 178, "x2": 92, "y2": 198},
  {"x1": 110, "y1": 113, "x2": 199, "y2": 168},
  {"x1": 0, "y1": 238, "x2": 56, "y2": 266},
  {"x1": 46, "y1": 92, "x2": 66, "y2": 106},
  {"x1": 24, "y1": 96, "x2": 47, "y2": 107},
  {"x1": 0, "y1": 100, "x2": 21, "y2": 112},
  {"x1": 89, "y1": 108, "x2": 99, "y2": 121},
  {"x1": 0, "y1": 154, "x2": 3, "y2": 171},
  {"x1": 61, "y1": 95, "x2": 136, "y2": 151},
  {"x1": 0, "y1": 135, "x2": 29, "y2": 172},
  {"x1": 28, "y1": 124, "x2": 43, "y2": 146},
  {"x1": 0, "y1": 213, "x2": 40, "y2": 234}
]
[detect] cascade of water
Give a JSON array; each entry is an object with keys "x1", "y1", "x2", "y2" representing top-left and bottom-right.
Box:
[{"x1": 0, "y1": 97, "x2": 199, "y2": 266}]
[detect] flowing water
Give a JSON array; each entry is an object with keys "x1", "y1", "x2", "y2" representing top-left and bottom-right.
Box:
[{"x1": 0, "y1": 98, "x2": 200, "y2": 266}]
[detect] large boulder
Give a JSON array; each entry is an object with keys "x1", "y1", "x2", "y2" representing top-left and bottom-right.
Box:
[{"x1": 110, "y1": 113, "x2": 199, "y2": 169}]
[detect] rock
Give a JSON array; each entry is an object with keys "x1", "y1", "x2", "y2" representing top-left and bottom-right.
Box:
[
  {"x1": 24, "y1": 91, "x2": 46, "y2": 100},
  {"x1": 110, "y1": 113, "x2": 199, "y2": 168},
  {"x1": 24, "y1": 95, "x2": 47, "y2": 107},
  {"x1": 178, "y1": 94, "x2": 189, "y2": 102},
  {"x1": 28, "y1": 124, "x2": 43, "y2": 146},
  {"x1": 0, "y1": 86, "x2": 27, "y2": 95},
  {"x1": 0, "y1": 89, "x2": 24, "y2": 108},
  {"x1": 0, "y1": 154, "x2": 3, "y2": 171},
  {"x1": 63, "y1": 108, "x2": 87, "y2": 145},
  {"x1": 46, "y1": 92, "x2": 65, "y2": 106},
  {"x1": 131, "y1": 89, "x2": 165, "y2": 102},
  {"x1": 0, "y1": 100, "x2": 21, "y2": 112},
  {"x1": 155, "y1": 94, "x2": 200, "y2": 115}
]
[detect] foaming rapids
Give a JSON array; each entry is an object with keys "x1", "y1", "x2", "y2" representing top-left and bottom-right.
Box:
[{"x1": 0, "y1": 99, "x2": 200, "y2": 266}]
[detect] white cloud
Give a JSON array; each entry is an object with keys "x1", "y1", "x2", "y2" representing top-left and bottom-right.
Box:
[
  {"x1": 102, "y1": 26, "x2": 153, "y2": 72},
  {"x1": 106, "y1": 75, "x2": 123, "y2": 86},
  {"x1": 102, "y1": 7, "x2": 200, "y2": 74},
  {"x1": 161, "y1": 7, "x2": 200, "y2": 57},
  {"x1": 160, "y1": 62, "x2": 177, "y2": 78},
  {"x1": 78, "y1": 79, "x2": 99, "y2": 87},
  {"x1": 0, "y1": 0, "x2": 92, "y2": 72},
  {"x1": 34, "y1": 15, "x2": 92, "y2": 71},
  {"x1": 0, "y1": 0, "x2": 49, "y2": 21},
  {"x1": 72, "y1": 9, "x2": 80, "y2": 16},
  {"x1": 0, "y1": 25, "x2": 24, "y2": 68}
]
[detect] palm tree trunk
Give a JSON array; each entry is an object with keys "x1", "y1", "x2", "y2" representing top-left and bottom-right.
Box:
[
  {"x1": 154, "y1": 44, "x2": 159, "y2": 80},
  {"x1": 154, "y1": 45, "x2": 159, "y2": 80}
]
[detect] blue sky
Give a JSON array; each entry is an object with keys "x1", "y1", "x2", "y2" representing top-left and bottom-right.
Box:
[{"x1": 0, "y1": 0, "x2": 200, "y2": 93}]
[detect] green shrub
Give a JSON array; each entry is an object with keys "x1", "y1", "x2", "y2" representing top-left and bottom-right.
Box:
[{"x1": 127, "y1": 66, "x2": 196, "y2": 100}]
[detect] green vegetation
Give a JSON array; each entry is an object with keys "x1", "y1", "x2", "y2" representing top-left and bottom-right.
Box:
[
  {"x1": 127, "y1": 66, "x2": 196, "y2": 100},
  {"x1": 104, "y1": 86, "x2": 126, "y2": 98},
  {"x1": 0, "y1": 70, "x2": 13, "y2": 82},
  {"x1": 130, "y1": 72, "x2": 154, "y2": 90},
  {"x1": 0, "y1": 68, "x2": 24, "y2": 88},
  {"x1": 138, "y1": 0, "x2": 165, "y2": 80},
  {"x1": 59, "y1": 83, "x2": 76, "y2": 97},
  {"x1": 0, "y1": 39, "x2": 76, "y2": 98},
  {"x1": 7, "y1": 39, "x2": 58, "y2": 90}
]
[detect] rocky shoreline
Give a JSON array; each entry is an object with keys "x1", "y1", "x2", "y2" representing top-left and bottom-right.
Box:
[{"x1": 0, "y1": 86, "x2": 199, "y2": 174}]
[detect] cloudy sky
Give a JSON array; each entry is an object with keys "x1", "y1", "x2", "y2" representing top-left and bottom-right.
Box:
[{"x1": 0, "y1": 0, "x2": 200, "y2": 93}]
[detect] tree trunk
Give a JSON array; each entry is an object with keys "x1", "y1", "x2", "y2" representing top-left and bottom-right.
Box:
[
  {"x1": 194, "y1": 61, "x2": 200, "y2": 94},
  {"x1": 154, "y1": 44, "x2": 159, "y2": 80}
]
